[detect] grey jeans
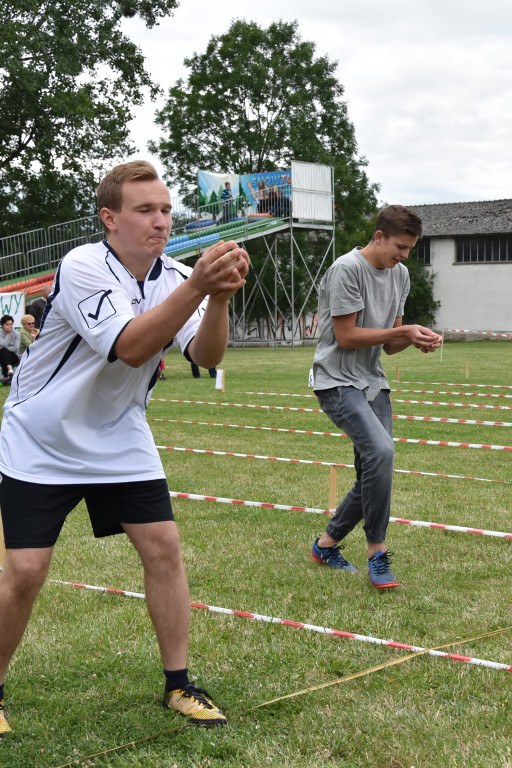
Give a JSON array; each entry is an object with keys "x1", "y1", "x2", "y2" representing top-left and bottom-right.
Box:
[{"x1": 316, "y1": 386, "x2": 394, "y2": 544}]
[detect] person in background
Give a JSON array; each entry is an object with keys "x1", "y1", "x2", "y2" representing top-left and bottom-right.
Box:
[
  {"x1": 255, "y1": 180, "x2": 268, "y2": 213},
  {"x1": 0, "y1": 160, "x2": 250, "y2": 736},
  {"x1": 220, "y1": 181, "x2": 233, "y2": 223},
  {"x1": 311, "y1": 205, "x2": 442, "y2": 589},
  {"x1": 19, "y1": 314, "x2": 38, "y2": 356},
  {"x1": 27, "y1": 285, "x2": 51, "y2": 329},
  {"x1": 269, "y1": 187, "x2": 290, "y2": 218},
  {"x1": 190, "y1": 362, "x2": 217, "y2": 379},
  {"x1": 0, "y1": 315, "x2": 20, "y2": 381}
]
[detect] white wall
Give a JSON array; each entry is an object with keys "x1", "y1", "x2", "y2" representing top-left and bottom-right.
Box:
[{"x1": 429, "y1": 238, "x2": 512, "y2": 332}]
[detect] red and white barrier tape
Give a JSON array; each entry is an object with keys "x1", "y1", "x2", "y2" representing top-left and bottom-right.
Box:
[
  {"x1": 444, "y1": 329, "x2": 512, "y2": 338},
  {"x1": 244, "y1": 391, "x2": 512, "y2": 411},
  {"x1": 156, "y1": 444, "x2": 507, "y2": 484},
  {"x1": 245, "y1": 389, "x2": 512, "y2": 400},
  {"x1": 49, "y1": 578, "x2": 512, "y2": 673},
  {"x1": 151, "y1": 397, "x2": 323, "y2": 413},
  {"x1": 393, "y1": 380, "x2": 512, "y2": 391},
  {"x1": 394, "y1": 388, "x2": 512, "y2": 400},
  {"x1": 151, "y1": 396, "x2": 512, "y2": 414},
  {"x1": 149, "y1": 417, "x2": 512, "y2": 452},
  {"x1": 392, "y1": 414, "x2": 512, "y2": 427},
  {"x1": 169, "y1": 491, "x2": 512, "y2": 538},
  {"x1": 393, "y1": 398, "x2": 512, "y2": 411}
]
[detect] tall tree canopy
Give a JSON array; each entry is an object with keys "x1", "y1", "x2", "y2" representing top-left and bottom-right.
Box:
[
  {"x1": 151, "y1": 19, "x2": 378, "y2": 230},
  {"x1": 0, "y1": 0, "x2": 178, "y2": 236}
]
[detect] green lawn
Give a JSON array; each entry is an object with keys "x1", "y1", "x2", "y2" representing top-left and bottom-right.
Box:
[{"x1": 1, "y1": 342, "x2": 511, "y2": 768}]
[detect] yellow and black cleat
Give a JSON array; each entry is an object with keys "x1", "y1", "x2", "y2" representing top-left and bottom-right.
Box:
[
  {"x1": 0, "y1": 701, "x2": 12, "y2": 735},
  {"x1": 163, "y1": 683, "x2": 227, "y2": 727}
]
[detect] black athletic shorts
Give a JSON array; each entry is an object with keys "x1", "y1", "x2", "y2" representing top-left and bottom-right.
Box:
[{"x1": 0, "y1": 474, "x2": 174, "y2": 548}]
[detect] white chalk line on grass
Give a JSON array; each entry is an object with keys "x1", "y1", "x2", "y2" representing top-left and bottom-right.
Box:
[
  {"x1": 148, "y1": 416, "x2": 512, "y2": 452},
  {"x1": 48, "y1": 577, "x2": 512, "y2": 674},
  {"x1": 169, "y1": 491, "x2": 512, "y2": 539},
  {"x1": 155, "y1": 443, "x2": 508, "y2": 485}
]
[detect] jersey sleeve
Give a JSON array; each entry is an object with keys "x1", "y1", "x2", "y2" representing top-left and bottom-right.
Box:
[{"x1": 53, "y1": 248, "x2": 136, "y2": 361}]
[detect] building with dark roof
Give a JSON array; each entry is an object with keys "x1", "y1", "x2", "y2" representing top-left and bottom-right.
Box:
[{"x1": 408, "y1": 200, "x2": 512, "y2": 332}]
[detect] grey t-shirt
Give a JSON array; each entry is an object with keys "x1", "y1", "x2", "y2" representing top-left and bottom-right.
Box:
[{"x1": 313, "y1": 247, "x2": 410, "y2": 401}]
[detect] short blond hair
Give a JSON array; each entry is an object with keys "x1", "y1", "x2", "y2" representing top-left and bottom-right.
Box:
[
  {"x1": 97, "y1": 160, "x2": 159, "y2": 213},
  {"x1": 21, "y1": 314, "x2": 35, "y2": 326}
]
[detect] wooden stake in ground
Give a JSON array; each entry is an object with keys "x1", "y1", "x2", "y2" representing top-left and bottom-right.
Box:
[
  {"x1": 329, "y1": 465, "x2": 338, "y2": 510},
  {"x1": 466, "y1": 360, "x2": 469, "y2": 379},
  {"x1": 396, "y1": 365, "x2": 400, "y2": 383}
]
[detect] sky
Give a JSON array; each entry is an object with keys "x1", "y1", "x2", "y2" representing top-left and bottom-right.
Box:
[{"x1": 122, "y1": 0, "x2": 512, "y2": 206}]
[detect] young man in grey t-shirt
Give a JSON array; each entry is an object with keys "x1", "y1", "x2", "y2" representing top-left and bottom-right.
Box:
[{"x1": 311, "y1": 205, "x2": 441, "y2": 588}]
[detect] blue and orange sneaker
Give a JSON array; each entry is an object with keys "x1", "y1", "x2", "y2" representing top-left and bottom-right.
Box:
[
  {"x1": 311, "y1": 538, "x2": 357, "y2": 572},
  {"x1": 367, "y1": 550, "x2": 399, "y2": 588}
]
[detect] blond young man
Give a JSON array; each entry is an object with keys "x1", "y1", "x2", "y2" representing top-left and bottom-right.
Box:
[{"x1": 0, "y1": 161, "x2": 250, "y2": 734}]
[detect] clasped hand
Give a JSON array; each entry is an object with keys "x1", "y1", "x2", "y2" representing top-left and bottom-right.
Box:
[
  {"x1": 408, "y1": 324, "x2": 443, "y2": 353},
  {"x1": 190, "y1": 240, "x2": 250, "y2": 302}
]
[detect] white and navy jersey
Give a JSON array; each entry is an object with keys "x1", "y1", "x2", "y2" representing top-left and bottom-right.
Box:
[{"x1": 0, "y1": 240, "x2": 206, "y2": 484}]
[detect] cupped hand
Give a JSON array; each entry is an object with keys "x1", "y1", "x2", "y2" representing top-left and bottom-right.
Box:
[{"x1": 189, "y1": 240, "x2": 250, "y2": 301}]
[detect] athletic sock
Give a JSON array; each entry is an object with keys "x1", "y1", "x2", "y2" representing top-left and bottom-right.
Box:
[{"x1": 164, "y1": 668, "x2": 190, "y2": 692}]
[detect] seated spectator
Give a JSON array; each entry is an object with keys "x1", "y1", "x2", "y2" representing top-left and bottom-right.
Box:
[
  {"x1": 255, "y1": 180, "x2": 268, "y2": 213},
  {"x1": 269, "y1": 187, "x2": 290, "y2": 217},
  {"x1": 0, "y1": 315, "x2": 20, "y2": 382},
  {"x1": 191, "y1": 362, "x2": 217, "y2": 379},
  {"x1": 27, "y1": 285, "x2": 51, "y2": 329},
  {"x1": 19, "y1": 314, "x2": 38, "y2": 355}
]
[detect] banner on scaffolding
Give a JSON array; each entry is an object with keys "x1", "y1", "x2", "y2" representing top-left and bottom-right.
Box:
[
  {"x1": 198, "y1": 169, "x2": 291, "y2": 212},
  {"x1": 197, "y1": 171, "x2": 240, "y2": 210},
  {"x1": 0, "y1": 292, "x2": 25, "y2": 327},
  {"x1": 239, "y1": 170, "x2": 291, "y2": 207}
]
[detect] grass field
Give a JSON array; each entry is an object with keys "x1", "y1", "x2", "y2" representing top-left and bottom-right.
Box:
[{"x1": 1, "y1": 341, "x2": 511, "y2": 768}]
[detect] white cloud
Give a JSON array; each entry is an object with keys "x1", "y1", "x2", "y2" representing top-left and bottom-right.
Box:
[{"x1": 123, "y1": 0, "x2": 512, "y2": 204}]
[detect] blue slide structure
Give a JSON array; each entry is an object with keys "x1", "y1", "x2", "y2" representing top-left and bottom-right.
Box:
[{"x1": 163, "y1": 216, "x2": 290, "y2": 260}]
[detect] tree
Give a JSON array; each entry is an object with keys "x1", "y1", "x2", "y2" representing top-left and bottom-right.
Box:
[
  {"x1": 0, "y1": 0, "x2": 179, "y2": 237},
  {"x1": 403, "y1": 251, "x2": 441, "y2": 327},
  {"x1": 151, "y1": 19, "x2": 378, "y2": 231}
]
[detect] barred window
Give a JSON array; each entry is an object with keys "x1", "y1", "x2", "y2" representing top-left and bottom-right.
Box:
[
  {"x1": 414, "y1": 237, "x2": 430, "y2": 264},
  {"x1": 456, "y1": 236, "x2": 512, "y2": 263}
]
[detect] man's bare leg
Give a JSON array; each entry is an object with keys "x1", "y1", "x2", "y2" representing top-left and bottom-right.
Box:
[
  {"x1": 0, "y1": 547, "x2": 53, "y2": 684},
  {"x1": 122, "y1": 521, "x2": 189, "y2": 669}
]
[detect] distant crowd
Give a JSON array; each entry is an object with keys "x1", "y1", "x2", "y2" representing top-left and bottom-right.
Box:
[{"x1": 0, "y1": 286, "x2": 50, "y2": 384}]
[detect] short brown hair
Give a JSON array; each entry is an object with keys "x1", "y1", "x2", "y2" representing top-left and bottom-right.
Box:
[
  {"x1": 374, "y1": 205, "x2": 422, "y2": 239},
  {"x1": 97, "y1": 160, "x2": 159, "y2": 213}
]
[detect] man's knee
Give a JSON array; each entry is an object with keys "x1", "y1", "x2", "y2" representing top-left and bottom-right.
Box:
[
  {"x1": 2, "y1": 549, "x2": 51, "y2": 596},
  {"x1": 378, "y1": 437, "x2": 395, "y2": 466},
  {"x1": 126, "y1": 521, "x2": 183, "y2": 568}
]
